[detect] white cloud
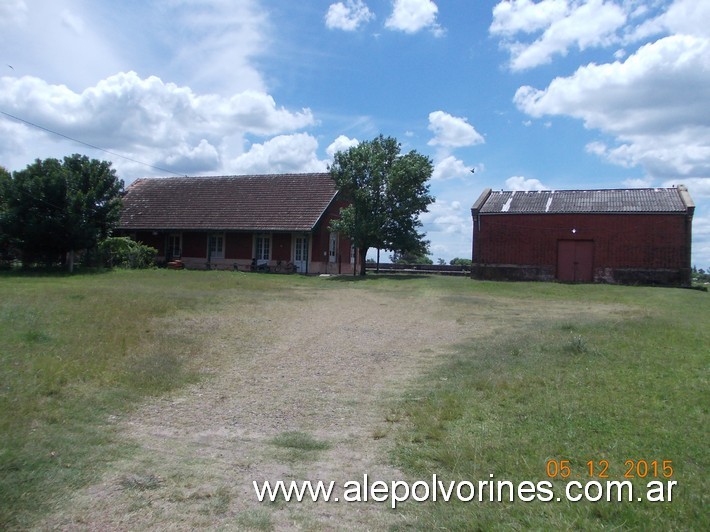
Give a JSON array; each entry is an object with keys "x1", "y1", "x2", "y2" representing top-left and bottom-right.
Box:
[
  {"x1": 490, "y1": 0, "x2": 568, "y2": 35},
  {"x1": 419, "y1": 199, "x2": 472, "y2": 260},
  {"x1": 1, "y1": 0, "x2": 124, "y2": 89},
  {"x1": 0, "y1": 72, "x2": 314, "y2": 142},
  {"x1": 688, "y1": 212, "x2": 710, "y2": 267},
  {"x1": 326, "y1": 135, "x2": 360, "y2": 158},
  {"x1": 514, "y1": 35, "x2": 710, "y2": 179},
  {"x1": 1, "y1": 0, "x2": 269, "y2": 95},
  {"x1": 385, "y1": 0, "x2": 443, "y2": 36},
  {"x1": 213, "y1": 90, "x2": 315, "y2": 135},
  {"x1": 505, "y1": 176, "x2": 549, "y2": 191},
  {"x1": 432, "y1": 155, "x2": 473, "y2": 180},
  {"x1": 155, "y1": 0, "x2": 269, "y2": 94},
  {"x1": 162, "y1": 139, "x2": 221, "y2": 173},
  {"x1": 659, "y1": 0, "x2": 710, "y2": 39},
  {"x1": 491, "y1": 0, "x2": 627, "y2": 70},
  {"x1": 325, "y1": 1, "x2": 374, "y2": 31},
  {"x1": 428, "y1": 111, "x2": 484, "y2": 148},
  {"x1": 661, "y1": 178, "x2": 710, "y2": 198},
  {"x1": 0, "y1": 72, "x2": 316, "y2": 179},
  {"x1": 420, "y1": 200, "x2": 469, "y2": 235},
  {"x1": 229, "y1": 133, "x2": 328, "y2": 175},
  {"x1": 0, "y1": 0, "x2": 27, "y2": 27}
]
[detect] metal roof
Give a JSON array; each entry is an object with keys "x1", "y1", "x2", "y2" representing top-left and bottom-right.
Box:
[
  {"x1": 474, "y1": 187, "x2": 693, "y2": 215},
  {"x1": 118, "y1": 173, "x2": 339, "y2": 232}
]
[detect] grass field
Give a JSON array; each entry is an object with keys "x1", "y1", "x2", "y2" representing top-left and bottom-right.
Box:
[
  {"x1": 0, "y1": 269, "x2": 328, "y2": 528},
  {"x1": 390, "y1": 282, "x2": 709, "y2": 529},
  {"x1": 0, "y1": 270, "x2": 707, "y2": 529}
]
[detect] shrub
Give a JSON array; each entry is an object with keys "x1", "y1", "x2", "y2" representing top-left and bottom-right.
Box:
[
  {"x1": 449, "y1": 257, "x2": 472, "y2": 268},
  {"x1": 99, "y1": 237, "x2": 157, "y2": 269}
]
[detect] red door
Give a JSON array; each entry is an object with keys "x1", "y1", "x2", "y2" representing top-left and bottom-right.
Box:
[{"x1": 557, "y1": 240, "x2": 594, "y2": 282}]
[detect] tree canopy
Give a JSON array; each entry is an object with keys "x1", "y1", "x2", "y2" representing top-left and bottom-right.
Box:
[
  {"x1": 390, "y1": 250, "x2": 433, "y2": 265},
  {"x1": 0, "y1": 154, "x2": 124, "y2": 268},
  {"x1": 329, "y1": 135, "x2": 434, "y2": 275}
]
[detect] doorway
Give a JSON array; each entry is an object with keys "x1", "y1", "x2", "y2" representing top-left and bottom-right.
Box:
[
  {"x1": 293, "y1": 235, "x2": 308, "y2": 273},
  {"x1": 557, "y1": 240, "x2": 594, "y2": 282}
]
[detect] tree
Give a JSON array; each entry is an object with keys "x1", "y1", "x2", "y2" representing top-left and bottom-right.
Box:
[
  {"x1": 0, "y1": 155, "x2": 123, "y2": 269},
  {"x1": 329, "y1": 135, "x2": 434, "y2": 275},
  {"x1": 63, "y1": 154, "x2": 124, "y2": 269},
  {"x1": 450, "y1": 257, "x2": 472, "y2": 267},
  {"x1": 390, "y1": 250, "x2": 433, "y2": 265},
  {"x1": 0, "y1": 166, "x2": 12, "y2": 261}
]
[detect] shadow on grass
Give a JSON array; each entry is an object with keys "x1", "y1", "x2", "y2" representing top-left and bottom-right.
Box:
[{"x1": 0, "y1": 266, "x2": 116, "y2": 278}]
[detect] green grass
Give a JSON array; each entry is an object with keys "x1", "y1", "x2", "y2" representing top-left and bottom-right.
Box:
[
  {"x1": 271, "y1": 431, "x2": 331, "y2": 452},
  {"x1": 390, "y1": 283, "x2": 709, "y2": 530},
  {"x1": 1, "y1": 270, "x2": 707, "y2": 529},
  {"x1": 271, "y1": 431, "x2": 331, "y2": 463},
  {"x1": 0, "y1": 269, "x2": 315, "y2": 529}
]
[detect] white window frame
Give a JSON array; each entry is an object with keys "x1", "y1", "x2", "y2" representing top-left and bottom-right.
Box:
[
  {"x1": 168, "y1": 233, "x2": 182, "y2": 259},
  {"x1": 208, "y1": 233, "x2": 224, "y2": 260},
  {"x1": 294, "y1": 235, "x2": 307, "y2": 263},
  {"x1": 255, "y1": 233, "x2": 271, "y2": 262},
  {"x1": 329, "y1": 232, "x2": 338, "y2": 263}
]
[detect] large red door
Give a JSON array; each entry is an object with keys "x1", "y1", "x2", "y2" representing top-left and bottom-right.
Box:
[{"x1": 557, "y1": 240, "x2": 594, "y2": 282}]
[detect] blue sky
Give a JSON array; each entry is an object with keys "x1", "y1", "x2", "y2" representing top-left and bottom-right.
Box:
[{"x1": 1, "y1": 0, "x2": 709, "y2": 266}]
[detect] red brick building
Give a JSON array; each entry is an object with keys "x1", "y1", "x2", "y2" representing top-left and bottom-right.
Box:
[
  {"x1": 471, "y1": 186, "x2": 695, "y2": 286},
  {"x1": 118, "y1": 173, "x2": 359, "y2": 274}
]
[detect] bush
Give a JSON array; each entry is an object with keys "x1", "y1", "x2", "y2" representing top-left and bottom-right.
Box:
[
  {"x1": 692, "y1": 266, "x2": 710, "y2": 284},
  {"x1": 449, "y1": 257, "x2": 472, "y2": 267},
  {"x1": 99, "y1": 237, "x2": 157, "y2": 269}
]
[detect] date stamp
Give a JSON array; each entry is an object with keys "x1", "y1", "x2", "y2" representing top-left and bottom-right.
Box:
[
  {"x1": 545, "y1": 459, "x2": 674, "y2": 479},
  {"x1": 544, "y1": 459, "x2": 677, "y2": 502}
]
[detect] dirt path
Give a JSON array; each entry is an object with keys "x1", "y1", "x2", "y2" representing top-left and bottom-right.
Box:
[{"x1": 39, "y1": 283, "x2": 607, "y2": 530}]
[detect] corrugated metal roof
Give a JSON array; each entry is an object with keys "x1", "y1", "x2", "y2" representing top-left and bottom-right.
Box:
[
  {"x1": 478, "y1": 188, "x2": 689, "y2": 214},
  {"x1": 118, "y1": 173, "x2": 338, "y2": 231}
]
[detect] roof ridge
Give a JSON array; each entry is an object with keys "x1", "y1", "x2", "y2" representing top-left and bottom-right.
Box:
[
  {"x1": 480, "y1": 186, "x2": 691, "y2": 214},
  {"x1": 132, "y1": 172, "x2": 332, "y2": 181},
  {"x1": 492, "y1": 186, "x2": 683, "y2": 193}
]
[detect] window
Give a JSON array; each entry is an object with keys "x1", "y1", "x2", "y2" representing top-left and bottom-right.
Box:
[
  {"x1": 167, "y1": 234, "x2": 181, "y2": 259},
  {"x1": 255, "y1": 234, "x2": 270, "y2": 261},
  {"x1": 329, "y1": 232, "x2": 338, "y2": 263},
  {"x1": 294, "y1": 236, "x2": 307, "y2": 262},
  {"x1": 208, "y1": 234, "x2": 224, "y2": 259}
]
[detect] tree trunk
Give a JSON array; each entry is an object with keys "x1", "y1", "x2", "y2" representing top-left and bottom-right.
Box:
[{"x1": 359, "y1": 246, "x2": 369, "y2": 276}]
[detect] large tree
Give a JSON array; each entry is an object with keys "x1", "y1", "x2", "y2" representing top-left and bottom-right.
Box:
[
  {"x1": 0, "y1": 166, "x2": 12, "y2": 260},
  {"x1": 329, "y1": 135, "x2": 434, "y2": 275},
  {"x1": 0, "y1": 154, "x2": 123, "y2": 269}
]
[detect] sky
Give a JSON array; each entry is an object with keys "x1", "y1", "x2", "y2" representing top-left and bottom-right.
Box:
[{"x1": 1, "y1": 0, "x2": 709, "y2": 267}]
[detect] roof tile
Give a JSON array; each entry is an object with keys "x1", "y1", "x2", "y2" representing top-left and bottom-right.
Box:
[
  {"x1": 118, "y1": 173, "x2": 339, "y2": 231},
  {"x1": 479, "y1": 188, "x2": 689, "y2": 214}
]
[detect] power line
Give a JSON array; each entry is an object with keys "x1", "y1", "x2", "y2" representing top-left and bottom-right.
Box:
[{"x1": 0, "y1": 109, "x2": 185, "y2": 176}]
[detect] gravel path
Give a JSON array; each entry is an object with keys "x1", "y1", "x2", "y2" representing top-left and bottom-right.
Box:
[{"x1": 40, "y1": 282, "x2": 606, "y2": 530}]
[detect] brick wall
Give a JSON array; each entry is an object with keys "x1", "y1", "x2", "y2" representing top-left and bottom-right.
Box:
[{"x1": 472, "y1": 213, "x2": 691, "y2": 285}]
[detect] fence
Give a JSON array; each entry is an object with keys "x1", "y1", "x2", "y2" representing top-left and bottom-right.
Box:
[{"x1": 365, "y1": 263, "x2": 469, "y2": 276}]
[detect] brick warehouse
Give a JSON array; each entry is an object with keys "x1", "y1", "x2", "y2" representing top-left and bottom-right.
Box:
[{"x1": 470, "y1": 186, "x2": 695, "y2": 286}]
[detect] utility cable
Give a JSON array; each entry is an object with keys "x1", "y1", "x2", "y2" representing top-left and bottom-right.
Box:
[{"x1": 0, "y1": 110, "x2": 185, "y2": 176}]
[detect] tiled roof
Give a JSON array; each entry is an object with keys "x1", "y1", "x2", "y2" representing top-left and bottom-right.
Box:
[
  {"x1": 118, "y1": 173, "x2": 339, "y2": 231},
  {"x1": 475, "y1": 187, "x2": 693, "y2": 214}
]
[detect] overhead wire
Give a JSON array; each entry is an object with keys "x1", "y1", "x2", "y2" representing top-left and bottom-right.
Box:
[{"x1": 0, "y1": 109, "x2": 186, "y2": 176}]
